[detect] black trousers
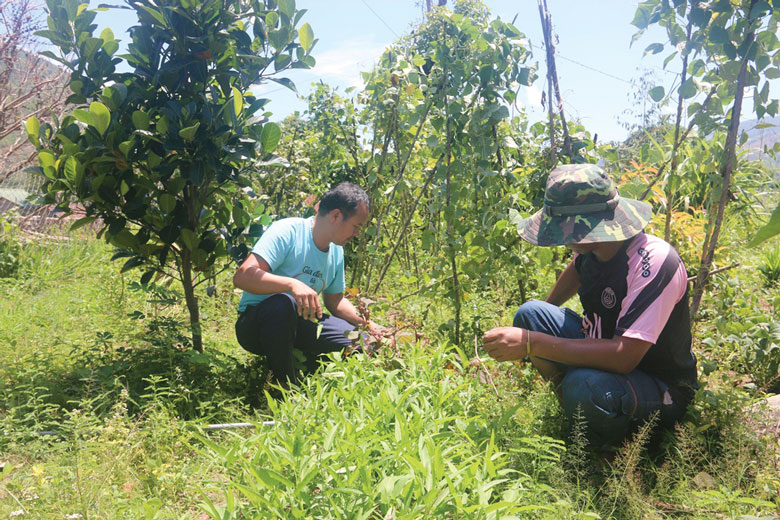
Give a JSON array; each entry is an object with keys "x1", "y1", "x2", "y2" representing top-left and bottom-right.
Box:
[{"x1": 235, "y1": 293, "x2": 354, "y2": 384}]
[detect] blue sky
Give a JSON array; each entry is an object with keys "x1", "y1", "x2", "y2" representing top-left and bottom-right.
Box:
[{"x1": 94, "y1": 1, "x2": 685, "y2": 143}]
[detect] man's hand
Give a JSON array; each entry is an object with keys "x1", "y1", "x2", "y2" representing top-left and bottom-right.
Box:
[
  {"x1": 367, "y1": 320, "x2": 391, "y2": 340},
  {"x1": 290, "y1": 279, "x2": 322, "y2": 321},
  {"x1": 482, "y1": 327, "x2": 528, "y2": 362}
]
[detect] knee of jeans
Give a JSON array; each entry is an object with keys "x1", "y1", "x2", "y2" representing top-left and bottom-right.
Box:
[
  {"x1": 513, "y1": 299, "x2": 546, "y2": 328},
  {"x1": 264, "y1": 294, "x2": 298, "y2": 328},
  {"x1": 561, "y1": 369, "x2": 634, "y2": 422}
]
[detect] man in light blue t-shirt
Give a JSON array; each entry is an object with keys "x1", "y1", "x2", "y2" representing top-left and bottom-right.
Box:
[{"x1": 234, "y1": 182, "x2": 381, "y2": 384}]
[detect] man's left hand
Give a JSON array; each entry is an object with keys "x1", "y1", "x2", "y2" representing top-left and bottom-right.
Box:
[{"x1": 482, "y1": 327, "x2": 527, "y2": 362}]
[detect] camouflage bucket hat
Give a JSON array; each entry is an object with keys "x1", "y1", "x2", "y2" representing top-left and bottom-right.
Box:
[{"x1": 517, "y1": 164, "x2": 652, "y2": 246}]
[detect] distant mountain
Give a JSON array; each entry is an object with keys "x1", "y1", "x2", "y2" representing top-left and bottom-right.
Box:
[{"x1": 741, "y1": 116, "x2": 780, "y2": 175}]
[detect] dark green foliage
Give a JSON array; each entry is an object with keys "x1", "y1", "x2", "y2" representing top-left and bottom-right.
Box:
[{"x1": 27, "y1": 0, "x2": 315, "y2": 350}]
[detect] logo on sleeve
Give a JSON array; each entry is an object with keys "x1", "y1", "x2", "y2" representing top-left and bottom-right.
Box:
[
  {"x1": 637, "y1": 247, "x2": 652, "y2": 278},
  {"x1": 601, "y1": 287, "x2": 616, "y2": 309}
]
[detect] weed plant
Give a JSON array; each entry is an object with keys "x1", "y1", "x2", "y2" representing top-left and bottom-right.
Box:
[
  {"x1": 1, "y1": 235, "x2": 778, "y2": 518},
  {"x1": 758, "y1": 246, "x2": 780, "y2": 287}
]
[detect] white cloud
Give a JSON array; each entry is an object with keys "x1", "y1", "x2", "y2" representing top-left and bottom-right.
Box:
[
  {"x1": 520, "y1": 84, "x2": 543, "y2": 107},
  {"x1": 309, "y1": 37, "x2": 389, "y2": 88}
]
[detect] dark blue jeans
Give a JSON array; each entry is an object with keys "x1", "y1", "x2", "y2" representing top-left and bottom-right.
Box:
[
  {"x1": 235, "y1": 293, "x2": 354, "y2": 384},
  {"x1": 514, "y1": 300, "x2": 687, "y2": 448}
]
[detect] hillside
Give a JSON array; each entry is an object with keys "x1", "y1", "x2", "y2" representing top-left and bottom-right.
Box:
[{"x1": 742, "y1": 115, "x2": 780, "y2": 173}]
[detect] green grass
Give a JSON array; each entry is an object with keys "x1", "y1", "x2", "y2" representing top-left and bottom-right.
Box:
[{"x1": 0, "y1": 235, "x2": 778, "y2": 519}]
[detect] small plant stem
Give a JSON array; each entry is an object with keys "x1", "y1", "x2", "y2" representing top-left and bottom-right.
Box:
[
  {"x1": 688, "y1": 262, "x2": 739, "y2": 283},
  {"x1": 664, "y1": 14, "x2": 693, "y2": 242},
  {"x1": 371, "y1": 161, "x2": 440, "y2": 294},
  {"x1": 690, "y1": 6, "x2": 756, "y2": 317},
  {"x1": 474, "y1": 335, "x2": 500, "y2": 400},
  {"x1": 638, "y1": 89, "x2": 715, "y2": 202},
  {"x1": 3, "y1": 487, "x2": 27, "y2": 514}
]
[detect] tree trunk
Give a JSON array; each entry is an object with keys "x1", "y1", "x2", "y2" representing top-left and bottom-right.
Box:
[
  {"x1": 538, "y1": 0, "x2": 571, "y2": 163},
  {"x1": 690, "y1": 10, "x2": 755, "y2": 317},
  {"x1": 181, "y1": 249, "x2": 203, "y2": 352},
  {"x1": 445, "y1": 84, "x2": 461, "y2": 346}
]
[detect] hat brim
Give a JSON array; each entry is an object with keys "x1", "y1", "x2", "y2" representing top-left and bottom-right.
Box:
[{"x1": 516, "y1": 198, "x2": 652, "y2": 246}]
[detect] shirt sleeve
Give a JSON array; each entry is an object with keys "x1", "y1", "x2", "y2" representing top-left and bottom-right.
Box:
[
  {"x1": 251, "y1": 220, "x2": 293, "y2": 271},
  {"x1": 324, "y1": 248, "x2": 345, "y2": 294},
  {"x1": 615, "y1": 246, "x2": 687, "y2": 344}
]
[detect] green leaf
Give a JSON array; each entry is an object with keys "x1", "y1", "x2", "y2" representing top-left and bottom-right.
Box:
[
  {"x1": 159, "y1": 193, "x2": 176, "y2": 213},
  {"x1": 749, "y1": 0, "x2": 772, "y2": 20},
  {"x1": 678, "y1": 78, "x2": 697, "y2": 99},
  {"x1": 25, "y1": 117, "x2": 40, "y2": 138},
  {"x1": 709, "y1": 26, "x2": 729, "y2": 44},
  {"x1": 138, "y1": 5, "x2": 168, "y2": 27},
  {"x1": 89, "y1": 101, "x2": 111, "y2": 136},
  {"x1": 648, "y1": 86, "x2": 665, "y2": 102},
  {"x1": 70, "y1": 216, "x2": 97, "y2": 231},
  {"x1": 644, "y1": 43, "x2": 664, "y2": 55},
  {"x1": 132, "y1": 110, "x2": 150, "y2": 130},
  {"x1": 100, "y1": 27, "x2": 114, "y2": 42},
  {"x1": 64, "y1": 156, "x2": 80, "y2": 183},
  {"x1": 278, "y1": 0, "x2": 295, "y2": 18},
  {"x1": 298, "y1": 22, "x2": 314, "y2": 52},
  {"x1": 179, "y1": 121, "x2": 200, "y2": 142},
  {"x1": 181, "y1": 229, "x2": 198, "y2": 251},
  {"x1": 269, "y1": 77, "x2": 298, "y2": 94},
  {"x1": 73, "y1": 109, "x2": 93, "y2": 127},
  {"x1": 157, "y1": 115, "x2": 169, "y2": 135},
  {"x1": 118, "y1": 140, "x2": 134, "y2": 157},
  {"x1": 261, "y1": 122, "x2": 281, "y2": 154},
  {"x1": 663, "y1": 51, "x2": 678, "y2": 69},
  {"x1": 38, "y1": 151, "x2": 55, "y2": 169},
  {"x1": 749, "y1": 203, "x2": 780, "y2": 246},
  {"x1": 232, "y1": 87, "x2": 243, "y2": 117}
]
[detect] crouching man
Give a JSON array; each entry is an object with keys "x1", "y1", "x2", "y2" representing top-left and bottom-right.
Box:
[
  {"x1": 234, "y1": 182, "x2": 380, "y2": 385},
  {"x1": 482, "y1": 164, "x2": 698, "y2": 449}
]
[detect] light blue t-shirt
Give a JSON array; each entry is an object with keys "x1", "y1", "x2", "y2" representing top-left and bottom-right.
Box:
[{"x1": 238, "y1": 216, "x2": 345, "y2": 312}]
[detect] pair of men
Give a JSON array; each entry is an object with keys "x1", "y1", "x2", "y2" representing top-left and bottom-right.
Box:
[{"x1": 234, "y1": 165, "x2": 698, "y2": 448}]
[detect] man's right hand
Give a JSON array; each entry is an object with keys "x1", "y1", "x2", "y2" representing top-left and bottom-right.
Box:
[{"x1": 289, "y1": 279, "x2": 322, "y2": 322}]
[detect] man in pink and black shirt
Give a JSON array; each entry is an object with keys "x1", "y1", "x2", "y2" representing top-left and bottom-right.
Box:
[{"x1": 482, "y1": 164, "x2": 697, "y2": 449}]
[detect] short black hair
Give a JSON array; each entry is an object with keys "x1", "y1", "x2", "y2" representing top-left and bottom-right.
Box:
[{"x1": 318, "y1": 182, "x2": 370, "y2": 219}]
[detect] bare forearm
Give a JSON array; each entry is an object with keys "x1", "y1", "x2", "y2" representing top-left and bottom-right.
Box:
[
  {"x1": 325, "y1": 295, "x2": 365, "y2": 327},
  {"x1": 529, "y1": 332, "x2": 645, "y2": 374},
  {"x1": 546, "y1": 260, "x2": 580, "y2": 306},
  {"x1": 233, "y1": 265, "x2": 296, "y2": 295}
]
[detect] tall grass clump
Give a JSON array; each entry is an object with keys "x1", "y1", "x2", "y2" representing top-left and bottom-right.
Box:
[{"x1": 195, "y1": 342, "x2": 588, "y2": 519}]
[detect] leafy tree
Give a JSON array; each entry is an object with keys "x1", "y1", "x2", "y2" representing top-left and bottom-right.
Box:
[
  {"x1": 632, "y1": 0, "x2": 780, "y2": 316},
  {"x1": 0, "y1": 0, "x2": 68, "y2": 185},
  {"x1": 352, "y1": 0, "x2": 537, "y2": 343},
  {"x1": 26, "y1": 0, "x2": 316, "y2": 351}
]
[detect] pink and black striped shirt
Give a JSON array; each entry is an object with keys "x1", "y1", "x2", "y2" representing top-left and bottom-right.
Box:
[{"x1": 574, "y1": 233, "x2": 698, "y2": 401}]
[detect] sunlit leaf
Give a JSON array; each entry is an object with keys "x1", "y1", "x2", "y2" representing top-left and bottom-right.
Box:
[
  {"x1": 89, "y1": 101, "x2": 111, "y2": 135},
  {"x1": 25, "y1": 117, "x2": 40, "y2": 138},
  {"x1": 298, "y1": 22, "x2": 314, "y2": 52},
  {"x1": 179, "y1": 122, "x2": 200, "y2": 141},
  {"x1": 232, "y1": 87, "x2": 243, "y2": 117},
  {"x1": 260, "y1": 122, "x2": 281, "y2": 154},
  {"x1": 749, "y1": 203, "x2": 780, "y2": 247}
]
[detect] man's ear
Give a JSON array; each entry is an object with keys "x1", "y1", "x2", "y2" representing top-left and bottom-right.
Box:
[{"x1": 331, "y1": 208, "x2": 343, "y2": 221}]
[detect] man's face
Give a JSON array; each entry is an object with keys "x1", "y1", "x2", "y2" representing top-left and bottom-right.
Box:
[{"x1": 332, "y1": 203, "x2": 370, "y2": 245}]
